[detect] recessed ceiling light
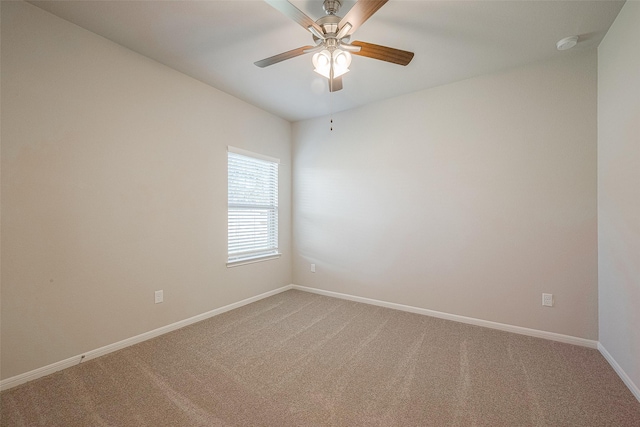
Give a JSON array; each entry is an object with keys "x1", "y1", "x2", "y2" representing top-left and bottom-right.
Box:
[{"x1": 556, "y1": 36, "x2": 579, "y2": 51}]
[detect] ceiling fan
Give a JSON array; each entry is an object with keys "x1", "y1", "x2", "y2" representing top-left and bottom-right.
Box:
[{"x1": 255, "y1": 0, "x2": 414, "y2": 92}]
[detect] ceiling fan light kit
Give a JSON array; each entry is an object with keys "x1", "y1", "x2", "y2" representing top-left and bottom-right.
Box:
[
  {"x1": 312, "y1": 49, "x2": 352, "y2": 79},
  {"x1": 256, "y1": 0, "x2": 414, "y2": 93}
]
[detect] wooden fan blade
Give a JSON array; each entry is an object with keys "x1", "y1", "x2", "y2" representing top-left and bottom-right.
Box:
[
  {"x1": 254, "y1": 45, "x2": 314, "y2": 68},
  {"x1": 351, "y1": 41, "x2": 414, "y2": 66},
  {"x1": 329, "y1": 76, "x2": 343, "y2": 92},
  {"x1": 265, "y1": 0, "x2": 324, "y2": 36},
  {"x1": 338, "y1": 0, "x2": 388, "y2": 36}
]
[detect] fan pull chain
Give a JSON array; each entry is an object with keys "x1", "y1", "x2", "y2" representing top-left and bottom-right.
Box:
[{"x1": 330, "y1": 89, "x2": 334, "y2": 131}]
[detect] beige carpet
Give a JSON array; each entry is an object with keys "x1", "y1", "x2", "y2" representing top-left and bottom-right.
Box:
[{"x1": 2, "y1": 289, "x2": 639, "y2": 426}]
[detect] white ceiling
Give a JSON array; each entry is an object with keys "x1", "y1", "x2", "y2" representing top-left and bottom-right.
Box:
[{"x1": 29, "y1": 0, "x2": 624, "y2": 122}]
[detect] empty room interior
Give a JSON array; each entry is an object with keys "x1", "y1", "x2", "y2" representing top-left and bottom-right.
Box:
[{"x1": 1, "y1": 0, "x2": 639, "y2": 425}]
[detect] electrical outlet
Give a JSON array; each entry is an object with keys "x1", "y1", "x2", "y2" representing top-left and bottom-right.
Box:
[
  {"x1": 542, "y1": 293, "x2": 553, "y2": 307},
  {"x1": 155, "y1": 290, "x2": 163, "y2": 304},
  {"x1": 311, "y1": 263, "x2": 316, "y2": 273}
]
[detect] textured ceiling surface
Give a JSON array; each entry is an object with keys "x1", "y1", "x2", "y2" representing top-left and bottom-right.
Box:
[{"x1": 29, "y1": 0, "x2": 624, "y2": 122}]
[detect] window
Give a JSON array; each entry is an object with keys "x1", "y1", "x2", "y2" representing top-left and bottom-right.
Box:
[{"x1": 227, "y1": 146, "x2": 280, "y2": 266}]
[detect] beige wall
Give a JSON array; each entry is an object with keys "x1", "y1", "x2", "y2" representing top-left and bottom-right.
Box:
[
  {"x1": 293, "y1": 52, "x2": 598, "y2": 340},
  {"x1": 1, "y1": 1, "x2": 292, "y2": 380},
  {"x1": 598, "y1": 1, "x2": 640, "y2": 394}
]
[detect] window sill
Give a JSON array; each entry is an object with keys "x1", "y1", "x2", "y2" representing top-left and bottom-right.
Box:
[{"x1": 226, "y1": 253, "x2": 281, "y2": 268}]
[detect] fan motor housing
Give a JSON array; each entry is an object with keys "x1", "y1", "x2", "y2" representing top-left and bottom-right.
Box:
[{"x1": 315, "y1": 14, "x2": 341, "y2": 38}]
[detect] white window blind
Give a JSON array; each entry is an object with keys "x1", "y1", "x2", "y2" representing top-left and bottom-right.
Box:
[{"x1": 227, "y1": 147, "x2": 279, "y2": 265}]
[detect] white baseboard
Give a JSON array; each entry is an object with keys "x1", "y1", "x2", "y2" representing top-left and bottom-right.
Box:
[
  {"x1": 292, "y1": 285, "x2": 598, "y2": 349},
  {"x1": 598, "y1": 343, "x2": 640, "y2": 402},
  {"x1": 0, "y1": 285, "x2": 293, "y2": 392},
  {"x1": 4, "y1": 284, "x2": 622, "y2": 397}
]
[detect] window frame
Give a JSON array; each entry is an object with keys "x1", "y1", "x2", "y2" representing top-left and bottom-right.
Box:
[{"x1": 226, "y1": 146, "x2": 280, "y2": 267}]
